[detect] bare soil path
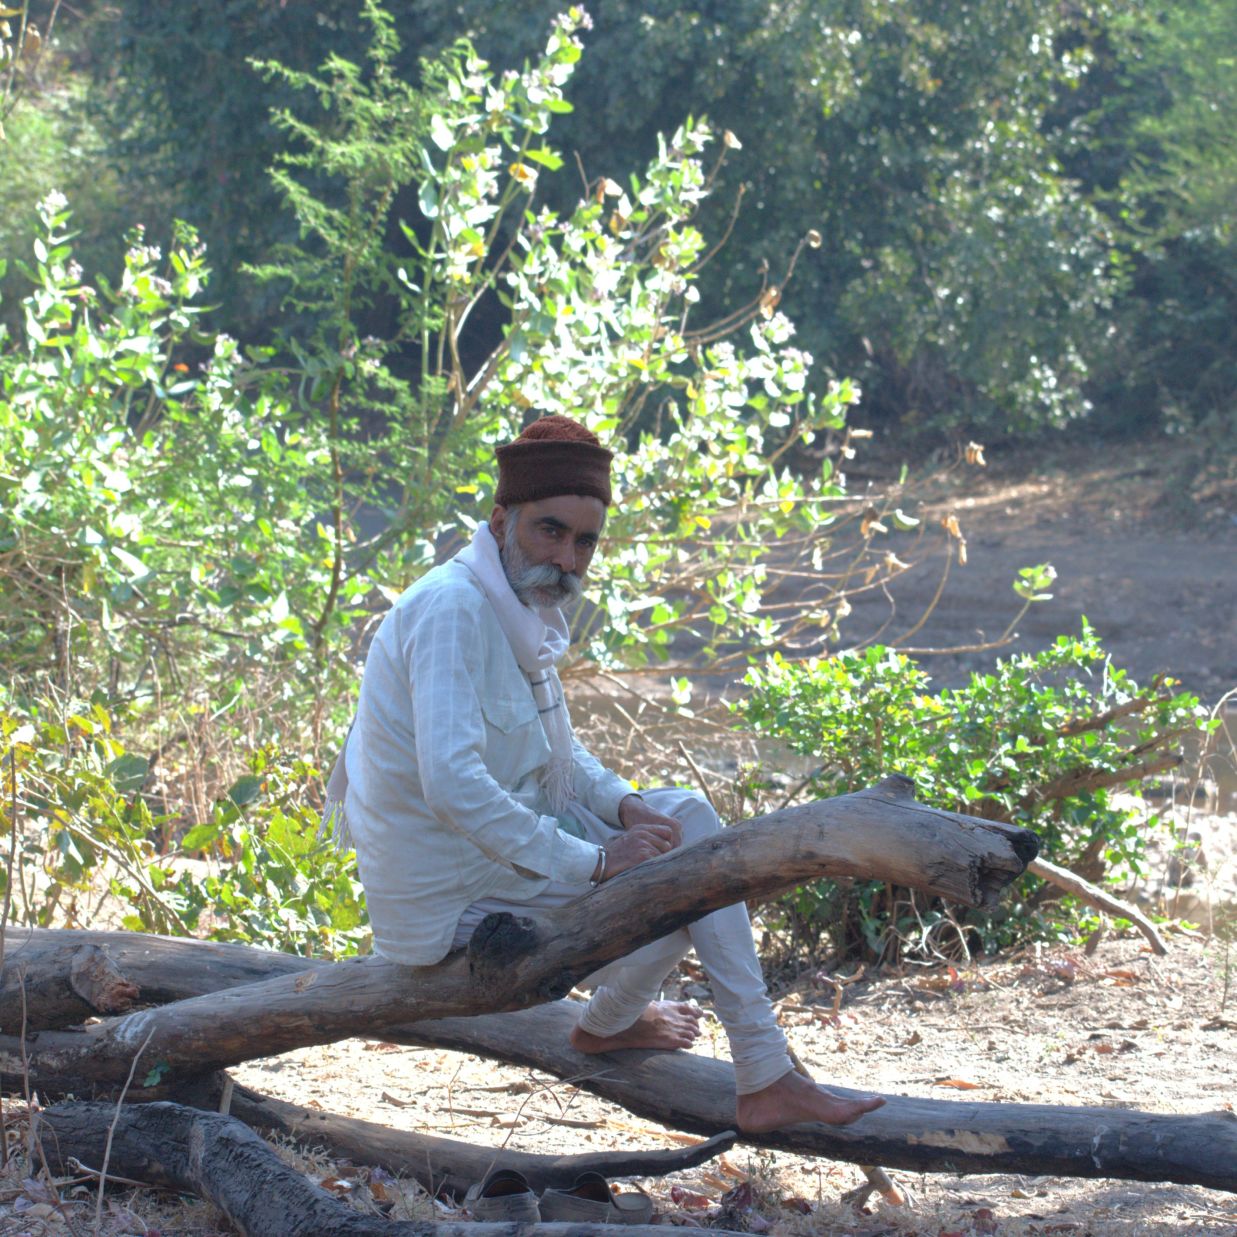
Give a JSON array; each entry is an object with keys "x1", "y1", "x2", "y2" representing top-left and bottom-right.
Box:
[{"x1": 849, "y1": 439, "x2": 1236, "y2": 708}]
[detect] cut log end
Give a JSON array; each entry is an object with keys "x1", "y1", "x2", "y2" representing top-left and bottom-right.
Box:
[
  {"x1": 467, "y1": 911, "x2": 541, "y2": 971},
  {"x1": 872, "y1": 773, "x2": 917, "y2": 801},
  {"x1": 69, "y1": 945, "x2": 141, "y2": 1015}
]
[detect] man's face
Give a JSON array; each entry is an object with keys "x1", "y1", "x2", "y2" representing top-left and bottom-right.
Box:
[{"x1": 491, "y1": 494, "x2": 605, "y2": 609}]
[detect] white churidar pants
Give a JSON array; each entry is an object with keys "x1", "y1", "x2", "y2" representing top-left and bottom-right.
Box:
[{"x1": 452, "y1": 786, "x2": 793, "y2": 1095}]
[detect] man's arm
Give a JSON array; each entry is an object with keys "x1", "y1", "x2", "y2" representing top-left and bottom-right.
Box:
[
  {"x1": 406, "y1": 587, "x2": 598, "y2": 885},
  {"x1": 569, "y1": 737, "x2": 637, "y2": 826}
]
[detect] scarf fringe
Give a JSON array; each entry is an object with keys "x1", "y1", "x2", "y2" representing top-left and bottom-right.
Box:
[
  {"x1": 320, "y1": 798, "x2": 353, "y2": 852},
  {"x1": 542, "y1": 755, "x2": 574, "y2": 816},
  {"x1": 319, "y1": 743, "x2": 353, "y2": 852}
]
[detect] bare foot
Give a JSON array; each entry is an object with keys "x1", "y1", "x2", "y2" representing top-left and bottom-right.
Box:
[
  {"x1": 570, "y1": 1000, "x2": 704, "y2": 1053},
  {"x1": 736, "y1": 1068, "x2": 886, "y2": 1132}
]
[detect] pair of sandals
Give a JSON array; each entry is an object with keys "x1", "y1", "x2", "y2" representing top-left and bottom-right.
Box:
[{"x1": 464, "y1": 1168, "x2": 654, "y2": 1225}]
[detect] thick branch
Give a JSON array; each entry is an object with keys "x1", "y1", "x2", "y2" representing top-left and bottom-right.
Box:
[
  {"x1": 201, "y1": 1075, "x2": 736, "y2": 1198},
  {"x1": 1029, "y1": 754, "x2": 1182, "y2": 807},
  {"x1": 0, "y1": 779, "x2": 1037, "y2": 1095},
  {"x1": 37, "y1": 1101, "x2": 717, "y2": 1236}
]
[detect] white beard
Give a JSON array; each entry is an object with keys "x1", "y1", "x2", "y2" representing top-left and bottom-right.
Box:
[{"x1": 501, "y1": 521, "x2": 584, "y2": 610}]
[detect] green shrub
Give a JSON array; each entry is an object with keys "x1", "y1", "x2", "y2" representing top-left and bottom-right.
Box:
[
  {"x1": 738, "y1": 620, "x2": 1216, "y2": 962},
  {"x1": 0, "y1": 700, "x2": 367, "y2": 957},
  {"x1": 0, "y1": 195, "x2": 359, "y2": 727}
]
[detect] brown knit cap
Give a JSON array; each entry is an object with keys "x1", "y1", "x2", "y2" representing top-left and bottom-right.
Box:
[{"x1": 494, "y1": 414, "x2": 614, "y2": 507}]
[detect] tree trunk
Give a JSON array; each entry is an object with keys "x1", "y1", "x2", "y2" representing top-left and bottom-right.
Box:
[
  {"x1": 0, "y1": 778, "x2": 1038, "y2": 1097},
  {"x1": 6, "y1": 928, "x2": 1237, "y2": 1193},
  {"x1": 36, "y1": 1101, "x2": 723, "y2": 1236}
]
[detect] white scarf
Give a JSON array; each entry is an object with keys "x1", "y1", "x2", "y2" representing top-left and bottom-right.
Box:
[{"x1": 321, "y1": 523, "x2": 575, "y2": 848}]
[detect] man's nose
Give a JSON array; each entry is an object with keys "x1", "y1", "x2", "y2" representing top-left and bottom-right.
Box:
[{"x1": 551, "y1": 543, "x2": 576, "y2": 574}]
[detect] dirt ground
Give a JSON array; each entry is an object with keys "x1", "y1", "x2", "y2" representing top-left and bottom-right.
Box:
[
  {"x1": 2, "y1": 439, "x2": 1235, "y2": 1236},
  {"x1": 842, "y1": 437, "x2": 1236, "y2": 712}
]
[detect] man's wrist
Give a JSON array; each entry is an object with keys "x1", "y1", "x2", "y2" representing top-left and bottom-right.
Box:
[
  {"x1": 618, "y1": 792, "x2": 643, "y2": 828},
  {"x1": 590, "y1": 845, "x2": 607, "y2": 887}
]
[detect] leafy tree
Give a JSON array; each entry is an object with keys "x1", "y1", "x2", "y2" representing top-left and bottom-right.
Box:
[
  {"x1": 83, "y1": 0, "x2": 1120, "y2": 436},
  {"x1": 253, "y1": 5, "x2": 909, "y2": 685},
  {"x1": 0, "y1": 194, "x2": 344, "y2": 725},
  {"x1": 1059, "y1": 0, "x2": 1237, "y2": 444}
]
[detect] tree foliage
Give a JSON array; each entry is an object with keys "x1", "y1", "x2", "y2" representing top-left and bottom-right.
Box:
[
  {"x1": 739, "y1": 621, "x2": 1216, "y2": 961},
  {"x1": 73, "y1": 0, "x2": 1236, "y2": 439}
]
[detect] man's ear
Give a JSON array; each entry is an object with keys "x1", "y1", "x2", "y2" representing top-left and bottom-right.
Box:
[{"x1": 489, "y1": 505, "x2": 508, "y2": 543}]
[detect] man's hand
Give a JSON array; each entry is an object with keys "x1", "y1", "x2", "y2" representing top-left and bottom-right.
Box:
[
  {"x1": 599, "y1": 795, "x2": 683, "y2": 881},
  {"x1": 618, "y1": 794, "x2": 683, "y2": 842}
]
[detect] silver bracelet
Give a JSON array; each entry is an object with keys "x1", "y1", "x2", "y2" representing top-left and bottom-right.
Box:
[{"x1": 590, "y1": 846, "x2": 607, "y2": 887}]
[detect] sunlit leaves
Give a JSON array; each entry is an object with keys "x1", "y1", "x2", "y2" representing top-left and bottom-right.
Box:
[{"x1": 739, "y1": 620, "x2": 1216, "y2": 955}]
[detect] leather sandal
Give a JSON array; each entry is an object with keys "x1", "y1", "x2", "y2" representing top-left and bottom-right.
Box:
[
  {"x1": 463, "y1": 1168, "x2": 541, "y2": 1222},
  {"x1": 539, "y1": 1170, "x2": 654, "y2": 1225}
]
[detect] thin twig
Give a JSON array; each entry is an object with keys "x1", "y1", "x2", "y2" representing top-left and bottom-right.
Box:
[
  {"x1": 2, "y1": 746, "x2": 16, "y2": 966},
  {"x1": 94, "y1": 1028, "x2": 156, "y2": 1236},
  {"x1": 676, "y1": 741, "x2": 717, "y2": 811},
  {"x1": 67, "y1": 1157, "x2": 175, "y2": 1193},
  {"x1": 0, "y1": 746, "x2": 16, "y2": 1166}
]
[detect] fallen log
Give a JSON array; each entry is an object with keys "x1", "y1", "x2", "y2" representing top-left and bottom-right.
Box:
[
  {"x1": 7, "y1": 927, "x2": 1236, "y2": 1193},
  {"x1": 0, "y1": 930, "x2": 297, "y2": 1030},
  {"x1": 0, "y1": 777, "x2": 1037, "y2": 1096},
  {"x1": 406, "y1": 1003, "x2": 1237, "y2": 1193},
  {"x1": 36, "y1": 1101, "x2": 727, "y2": 1237},
  {"x1": 203, "y1": 1075, "x2": 736, "y2": 1197}
]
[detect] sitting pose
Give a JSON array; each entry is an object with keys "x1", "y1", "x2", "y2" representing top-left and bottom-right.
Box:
[{"x1": 327, "y1": 414, "x2": 884, "y2": 1131}]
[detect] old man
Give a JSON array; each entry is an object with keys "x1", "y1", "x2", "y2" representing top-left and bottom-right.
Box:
[{"x1": 331, "y1": 414, "x2": 883, "y2": 1132}]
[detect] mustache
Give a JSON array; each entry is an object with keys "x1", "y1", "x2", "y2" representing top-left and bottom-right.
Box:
[{"x1": 508, "y1": 562, "x2": 583, "y2": 605}]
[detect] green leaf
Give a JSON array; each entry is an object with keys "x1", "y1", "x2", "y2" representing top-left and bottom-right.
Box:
[
  {"x1": 523, "y1": 147, "x2": 564, "y2": 171},
  {"x1": 106, "y1": 754, "x2": 150, "y2": 795},
  {"x1": 226, "y1": 774, "x2": 263, "y2": 807},
  {"x1": 181, "y1": 821, "x2": 222, "y2": 851},
  {"x1": 143, "y1": 1061, "x2": 170, "y2": 1087}
]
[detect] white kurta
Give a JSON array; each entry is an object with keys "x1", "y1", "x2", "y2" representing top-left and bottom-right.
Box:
[{"x1": 344, "y1": 553, "x2": 635, "y2": 965}]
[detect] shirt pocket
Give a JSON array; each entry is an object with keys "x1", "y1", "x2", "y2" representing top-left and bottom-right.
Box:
[
  {"x1": 479, "y1": 692, "x2": 538, "y2": 734},
  {"x1": 479, "y1": 691, "x2": 547, "y2": 787}
]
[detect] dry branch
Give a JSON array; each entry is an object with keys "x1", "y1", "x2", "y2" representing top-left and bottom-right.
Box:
[
  {"x1": 1027, "y1": 856, "x2": 1169, "y2": 955},
  {"x1": 203, "y1": 1075, "x2": 737, "y2": 1198},
  {"x1": 0, "y1": 778, "x2": 1037, "y2": 1097},
  {"x1": 37, "y1": 1101, "x2": 724, "y2": 1236}
]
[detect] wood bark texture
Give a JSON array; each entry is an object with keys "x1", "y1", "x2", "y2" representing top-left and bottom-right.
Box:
[
  {"x1": 0, "y1": 778, "x2": 1038, "y2": 1097},
  {"x1": 6, "y1": 927, "x2": 1237, "y2": 1193},
  {"x1": 36, "y1": 1101, "x2": 726, "y2": 1236},
  {"x1": 206, "y1": 1075, "x2": 736, "y2": 1197}
]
